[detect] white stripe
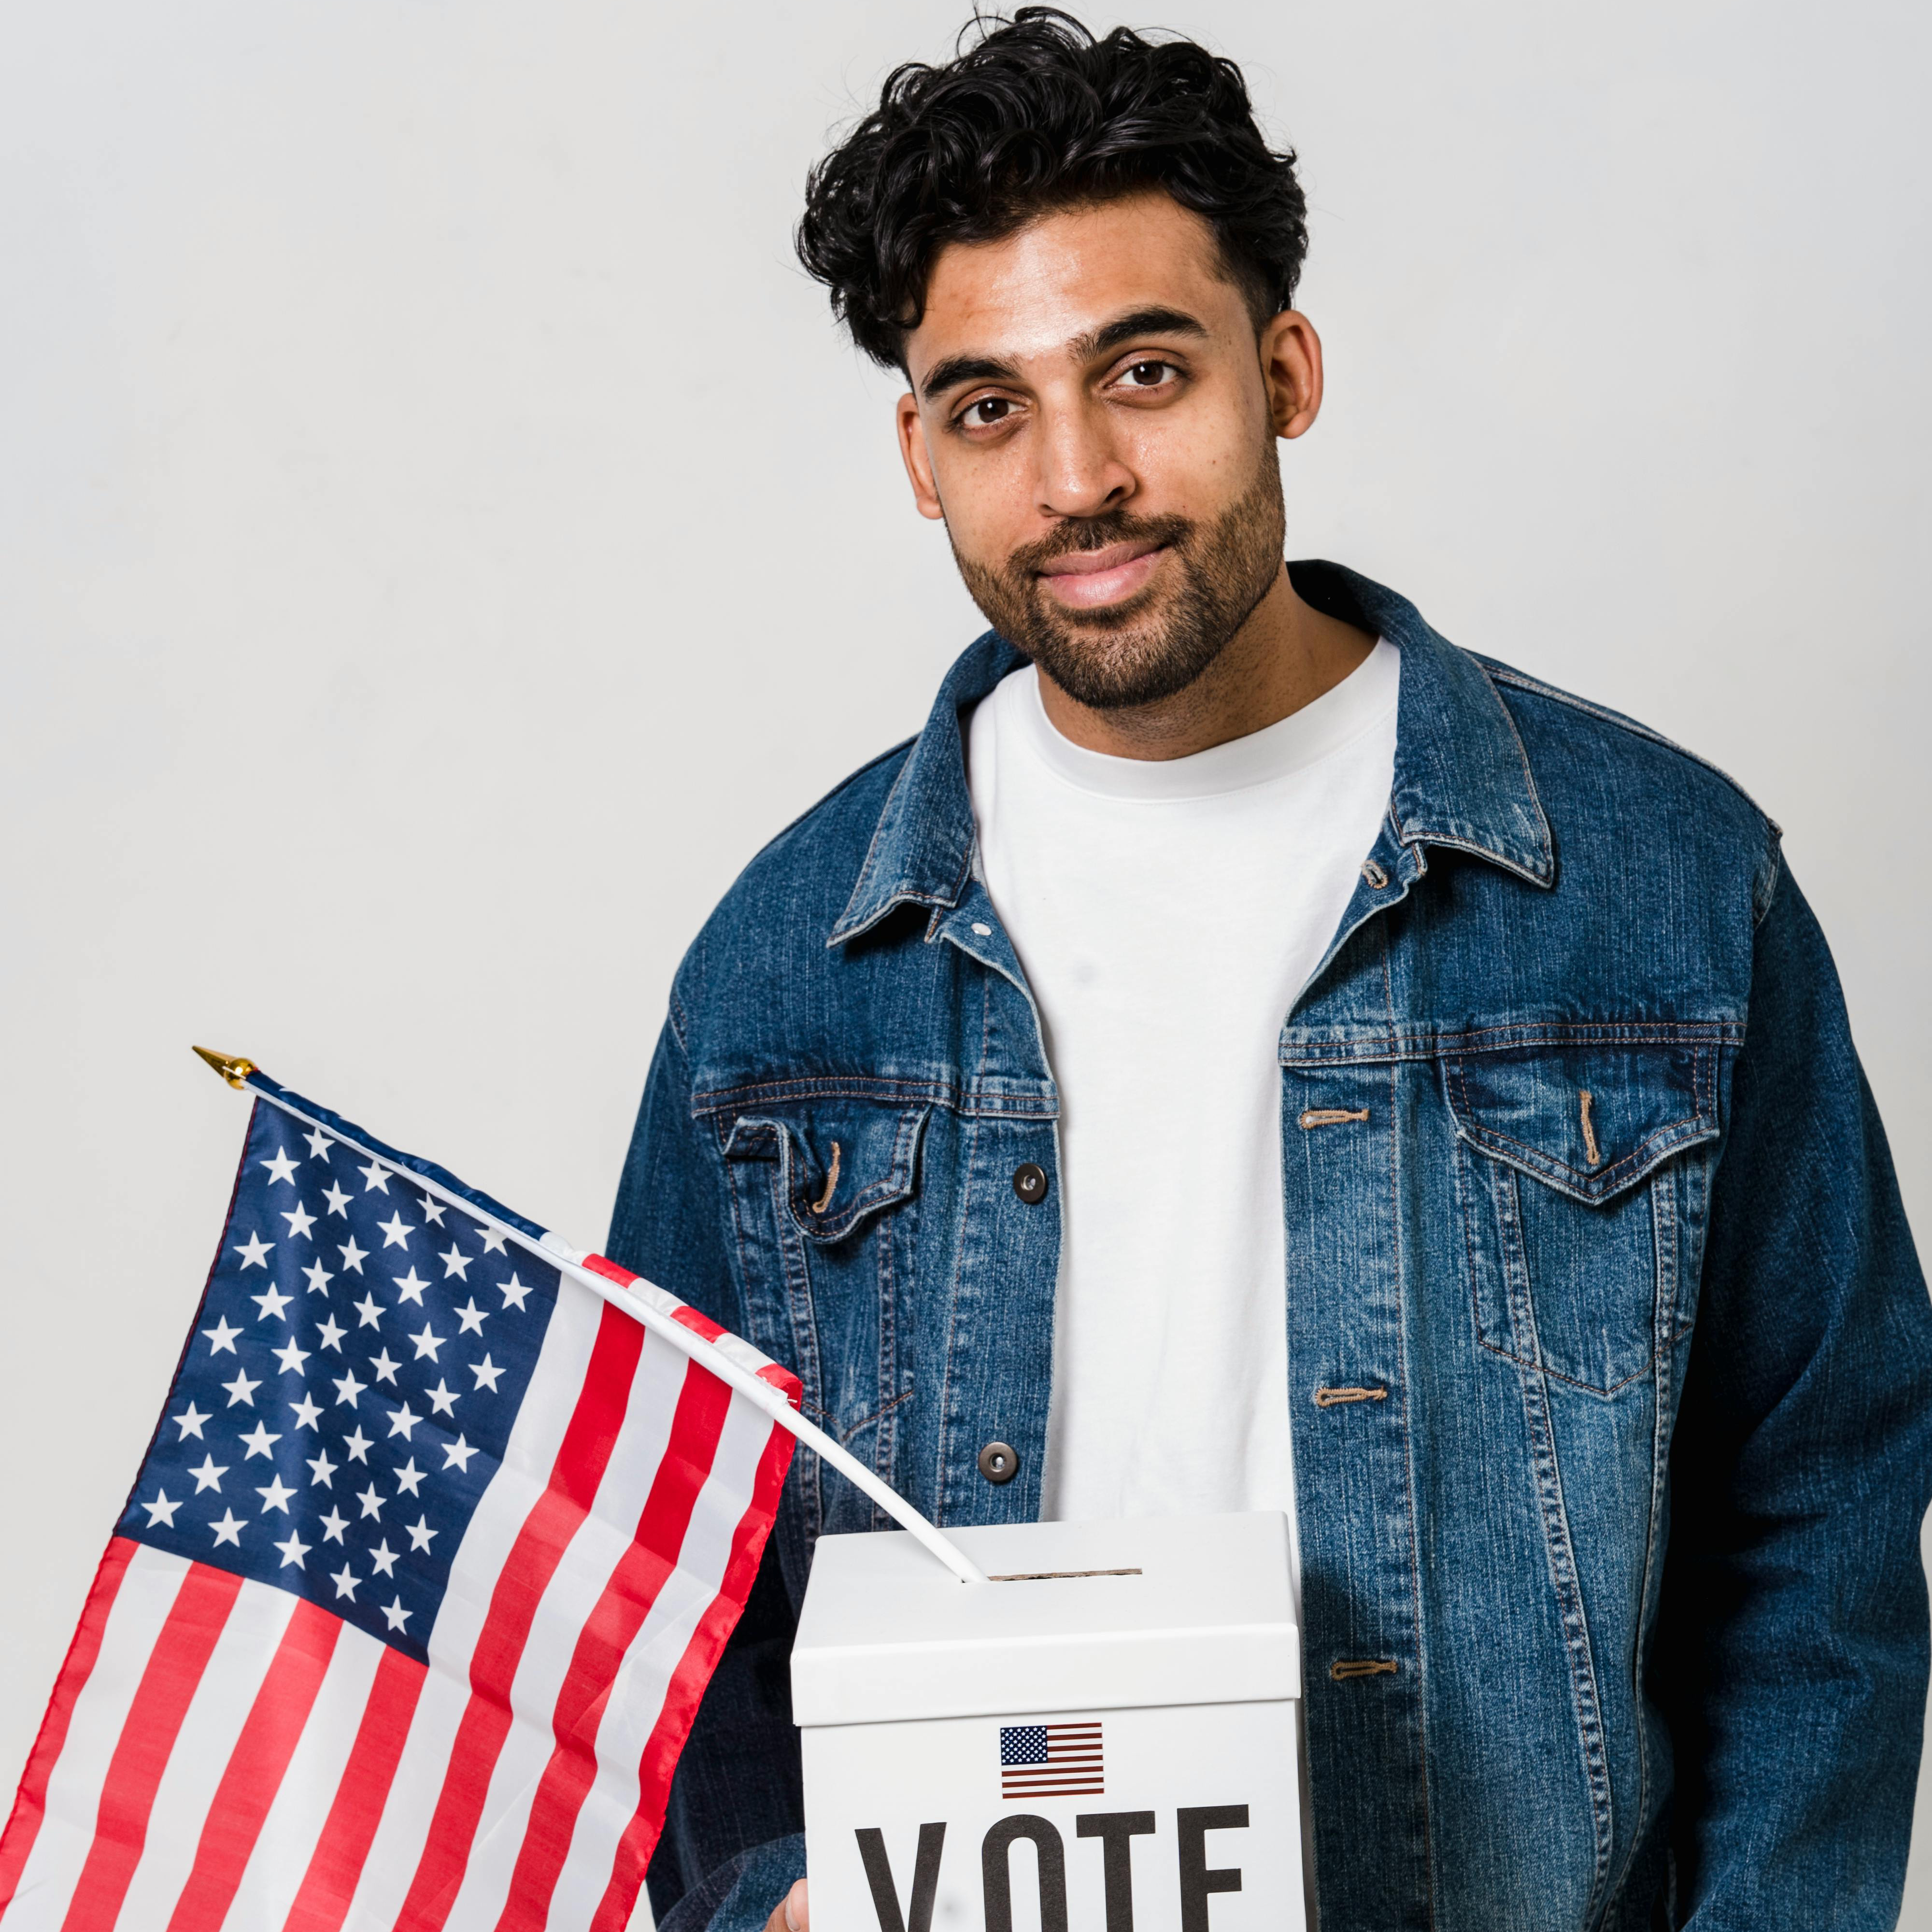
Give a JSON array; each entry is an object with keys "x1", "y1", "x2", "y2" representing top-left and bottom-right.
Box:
[
  {"x1": 439, "y1": 1329, "x2": 692, "y2": 1929},
  {"x1": 215, "y1": 1618, "x2": 388, "y2": 1932},
  {"x1": 1, "y1": 1546, "x2": 191, "y2": 1931},
  {"x1": 341, "y1": 1272, "x2": 606, "y2": 1928},
  {"x1": 546, "y1": 1393, "x2": 778, "y2": 1924},
  {"x1": 113, "y1": 1577, "x2": 297, "y2": 1926}
]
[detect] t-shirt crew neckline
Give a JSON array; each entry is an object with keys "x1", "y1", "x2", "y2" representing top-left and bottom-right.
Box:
[{"x1": 1011, "y1": 637, "x2": 1401, "y2": 804}]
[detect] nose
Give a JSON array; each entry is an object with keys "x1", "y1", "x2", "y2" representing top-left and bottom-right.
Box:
[{"x1": 1034, "y1": 398, "x2": 1136, "y2": 522}]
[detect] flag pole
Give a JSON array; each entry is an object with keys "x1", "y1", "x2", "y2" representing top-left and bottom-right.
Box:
[{"x1": 191, "y1": 1048, "x2": 990, "y2": 1585}]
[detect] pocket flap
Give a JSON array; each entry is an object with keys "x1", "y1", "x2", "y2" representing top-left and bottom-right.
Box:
[
  {"x1": 1444, "y1": 1044, "x2": 1718, "y2": 1204},
  {"x1": 723, "y1": 1103, "x2": 929, "y2": 1241}
]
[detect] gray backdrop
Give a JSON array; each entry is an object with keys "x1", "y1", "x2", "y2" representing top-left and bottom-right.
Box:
[{"x1": 4, "y1": 0, "x2": 1928, "y2": 1918}]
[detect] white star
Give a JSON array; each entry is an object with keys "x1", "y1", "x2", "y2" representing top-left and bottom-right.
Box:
[
  {"x1": 377, "y1": 1211, "x2": 412, "y2": 1250},
  {"x1": 316, "y1": 1314, "x2": 346, "y2": 1351},
  {"x1": 290, "y1": 1393, "x2": 324, "y2": 1432},
  {"x1": 498, "y1": 1273, "x2": 531, "y2": 1312},
  {"x1": 283, "y1": 1202, "x2": 317, "y2": 1241},
  {"x1": 304, "y1": 1125, "x2": 334, "y2": 1162},
  {"x1": 332, "y1": 1370, "x2": 366, "y2": 1407},
  {"x1": 425, "y1": 1379, "x2": 458, "y2": 1418},
  {"x1": 337, "y1": 1237, "x2": 368, "y2": 1275},
  {"x1": 302, "y1": 1260, "x2": 334, "y2": 1295},
  {"x1": 441, "y1": 1434, "x2": 478, "y2": 1475},
  {"x1": 274, "y1": 1529, "x2": 311, "y2": 1569},
  {"x1": 273, "y1": 1337, "x2": 311, "y2": 1376},
  {"x1": 409, "y1": 1323, "x2": 445, "y2": 1363},
  {"x1": 201, "y1": 1317, "x2": 242, "y2": 1356},
  {"x1": 355, "y1": 1483, "x2": 385, "y2": 1520},
  {"x1": 369, "y1": 1348, "x2": 400, "y2": 1385},
  {"x1": 381, "y1": 1597, "x2": 412, "y2": 1633},
  {"x1": 438, "y1": 1243, "x2": 471, "y2": 1281},
  {"x1": 260, "y1": 1148, "x2": 300, "y2": 1186},
  {"x1": 352, "y1": 1293, "x2": 384, "y2": 1330},
  {"x1": 406, "y1": 1515, "x2": 438, "y2": 1553},
  {"x1": 319, "y1": 1507, "x2": 350, "y2": 1543},
  {"x1": 222, "y1": 1369, "x2": 260, "y2": 1407},
  {"x1": 329, "y1": 1564, "x2": 360, "y2": 1601},
  {"x1": 417, "y1": 1193, "x2": 446, "y2": 1227},
  {"x1": 392, "y1": 1457, "x2": 426, "y2": 1497},
  {"x1": 453, "y1": 1298, "x2": 487, "y2": 1336},
  {"x1": 210, "y1": 1508, "x2": 246, "y2": 1547},
  {"x1": 256, "y1": 1475, "x2": 295, "y2": 1514},
  {"x1": 238, "y1": 1421, "x2": 282, "y2": 1459},
  {"x1": 369, "y1": 1538, "x2": 399, "y2": 1578},
  {"x1": 233, "y1": 1232, "x2": 274, "y2": 1270},
  {"x1": 322, "y1": 1181, "x2": 352, "y2": 1217},
  {"x1": 342, "y1": 1426, "x2": 374, "y2": 1463},
  {"x1": 479, "y1": 1224, "x2": 509, "y2": 1255},
  {"x1": 358, "y1": 1159, "x2": 391, "y2": 1195},
  {"x1": 307, "y1": 1449, "x2": 337, "y2": 1487},
  {"x1": 387, "y1": 1402, "x2": 421, "y2": 1441},
  {"x1": 469, "y1": 1354, "x2": 504, "y2": 1393},
  {"x1": 173, "y1": 1401, "x2": 211, "y2": 1439},
  {"x1": 142, "y1": 1489, "x2": 181, "y2": 1528},
  {"x1": 392, "y1": 1268, "x2": 429, "y2": 1307},
  {"x1": 189, "y1": 1454, "x2": 227, "y2": 1492},
  {"x1": 251, "y1": 1283, "x2": 293, "y2": 1322}
]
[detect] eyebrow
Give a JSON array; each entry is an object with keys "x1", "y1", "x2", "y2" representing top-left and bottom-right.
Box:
[{"x1": 918, "y1": 306, "x2": 1212, "y2": 401}]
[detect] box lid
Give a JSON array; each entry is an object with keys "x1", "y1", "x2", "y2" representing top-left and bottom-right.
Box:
[{"x1": 791, "y1": 1512, "x2": 1298, "y2": 1727}]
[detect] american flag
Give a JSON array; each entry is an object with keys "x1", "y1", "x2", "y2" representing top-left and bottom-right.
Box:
[
  {"x1": 999, "y1": 1723, "x2": 1104, "y2": 1800},
  {"x1": 0, "y1": 1075, "x2": 799, "y2": 1931}
]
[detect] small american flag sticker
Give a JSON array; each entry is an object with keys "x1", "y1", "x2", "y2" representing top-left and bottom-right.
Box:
[{"x1": 999, "y1": 1722, "x2": 1104, "y2": 1799}]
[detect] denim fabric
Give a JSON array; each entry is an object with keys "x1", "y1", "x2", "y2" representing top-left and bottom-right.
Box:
[{"x1": 608, "y1": 561, "x2": 1932, "y2": 1932}]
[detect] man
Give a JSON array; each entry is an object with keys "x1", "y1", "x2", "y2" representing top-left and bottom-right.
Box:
[{"x1": 608, "y1": 11, "x2": 1932, "y2": 1929}]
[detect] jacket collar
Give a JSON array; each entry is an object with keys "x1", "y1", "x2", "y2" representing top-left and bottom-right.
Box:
[{"x1": 829, "y1": 559, "x2": 1551, "y2": 947}]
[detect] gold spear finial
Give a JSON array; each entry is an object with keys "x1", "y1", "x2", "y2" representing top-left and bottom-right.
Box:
[{"x1": 192, "y1": 1045, "x2": 257, "y2": 1089}]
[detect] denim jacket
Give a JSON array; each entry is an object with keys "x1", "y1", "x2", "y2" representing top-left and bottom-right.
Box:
[{"x1": 609, "y1": 562, "x2": 1932, "y2": 1932}]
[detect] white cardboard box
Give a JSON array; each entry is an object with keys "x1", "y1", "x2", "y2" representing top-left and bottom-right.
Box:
[{"x1": 793, "y1": 1513, "x2": 1304, "y2": 1932}]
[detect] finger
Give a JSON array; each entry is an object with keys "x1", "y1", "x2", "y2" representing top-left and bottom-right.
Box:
[{"x1": 785, "y1": 1878, "x2": 810, "y2": 1932}]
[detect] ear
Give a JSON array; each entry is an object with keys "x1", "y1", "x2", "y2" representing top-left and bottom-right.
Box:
[
  {"x1": 896, "y1": 394, "x2": 947, "y2": 521},
  {"x1": 1259, "y1": 311, "x2": 1324, "y2": 441}
]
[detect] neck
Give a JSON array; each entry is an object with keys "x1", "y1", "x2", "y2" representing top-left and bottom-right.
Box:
[{"x1": 1033, "y1": 566, "x2": 1377, "y2": 761}]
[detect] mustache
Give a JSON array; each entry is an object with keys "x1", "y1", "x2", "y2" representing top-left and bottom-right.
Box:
[{"x1": 1004, "y1": 510, "x2": 1195, "y2": 578}]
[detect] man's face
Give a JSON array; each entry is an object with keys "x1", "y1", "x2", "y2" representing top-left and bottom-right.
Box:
[{"x1": 896, "y1": 190, "x2": 1318, "y2": 710}]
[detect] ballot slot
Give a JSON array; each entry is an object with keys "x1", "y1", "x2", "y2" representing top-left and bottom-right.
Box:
[{"x1": 794, "y1": 1512, "x2": 1305, "y2": 1932}]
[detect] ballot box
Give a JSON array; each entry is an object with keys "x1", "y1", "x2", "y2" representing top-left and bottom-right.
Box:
[{"x1": 793, "y1": 1512, "x2": 1304, "y2": 1932}]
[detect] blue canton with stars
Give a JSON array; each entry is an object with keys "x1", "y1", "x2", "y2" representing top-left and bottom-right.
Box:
[{"x1": 119, "y1": 1095, "x2": 561, "y2": 1663}]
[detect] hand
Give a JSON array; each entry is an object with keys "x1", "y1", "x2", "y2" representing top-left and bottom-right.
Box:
[{"x1": 764, "y1": 1879, "x2": 808, "y2": 1932}]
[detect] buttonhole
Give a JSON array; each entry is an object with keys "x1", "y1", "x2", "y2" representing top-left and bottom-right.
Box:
[
  {"x1": 1331, "y1": 1659, "x2": 1400, "y2": 1681},
  {"x1": 1299, "y1": 1108, "x2": 1370, "y2": 1130},
  {"x1": 810, "y1": 1142, "x2": 841, "y2": 1214},
  {"x1": 1578, "y1": 1090, "x2": 1601, "y2": 1168},
  {"x1": 1361, "y1": 860, "x2": 1389, "y2": 889},
  {"x1": 1314, "y1": 1386, "x2": 1388, "y2": 1407}
]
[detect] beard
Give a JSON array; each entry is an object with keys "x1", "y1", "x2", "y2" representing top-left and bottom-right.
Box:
[{"x1": 949, "y1": 445, "x2": 1288, "y2": 710}]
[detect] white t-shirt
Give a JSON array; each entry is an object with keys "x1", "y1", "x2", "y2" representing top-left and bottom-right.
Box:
[{"x1": 966, "y1": 640, "x2": 1401, "y2": 1602}]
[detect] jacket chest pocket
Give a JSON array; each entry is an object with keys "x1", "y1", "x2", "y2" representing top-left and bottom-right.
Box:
[
  {"x1": 719, "y1": 1099, "x2": 928, "y2": 1529},
  {"x1": 1444, "y1": 1044, "x2": 1719, "y2": 1395}
]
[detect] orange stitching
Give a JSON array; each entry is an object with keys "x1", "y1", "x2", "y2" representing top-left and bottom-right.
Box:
[
  {"x1": 810, "y1": 1141, "x2": 841, "y2": 1214},
  {"x1": 1578, "y1": 1091, "x2": 1601, "y2": 1168},
  {"x1": 1361, "y1": 859, "x2": 1389, "y2": 888},
  {"x1": 1299, "y1": 1108, "x2": 1370, "y2": 1129},
  {"x1": 1315, "y1": 1386, "x2": 1388, "y2": 1407},
  {"x1": 1331, "y1": 1659, "x2": 1399, "y2": 1681}
]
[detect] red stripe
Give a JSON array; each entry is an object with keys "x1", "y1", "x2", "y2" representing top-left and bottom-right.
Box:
[
  {"x1": 492, "y1": 1359, "x2": 734, "y2": 1929},
  {"x1": 279, "y1": 1646, "x2": 426, "y2": 1932},
  {"x1": 59, "y1": 1562, "x2": 242, "y2": 1932},
  {"x1": 163, "y1": 1598, "x2": 341, "y2": 1932},
  {"x1": 0, "y1": 1538, "x2": 139, "y2": 1909},
  {"x1": 579, "y1": 1251, "x2": 800, "y2": 1406},
  {"x1": 587, "y1": 1413, "x2": 796, "y2": 1932},
  {"x1": 393, "y1": 1301, "x2": 645, "y2": 1931}
]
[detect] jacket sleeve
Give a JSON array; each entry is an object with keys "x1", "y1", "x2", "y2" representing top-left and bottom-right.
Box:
[
  {"x1": 607, "y1": 1012, "x2": 807, "y2": 1932},
  {"x1": 1655, "y1": 862, "x2": 1932, "y2": 1929}
]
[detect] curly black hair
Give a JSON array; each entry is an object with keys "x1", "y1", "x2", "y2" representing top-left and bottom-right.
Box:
[{"x1": 796, "y1": 9, "x2": 1307, "y2": 370}]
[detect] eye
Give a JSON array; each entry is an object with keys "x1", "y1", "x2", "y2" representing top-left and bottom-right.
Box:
[
  {"x1": 1122, "y1": 359, "x2": 1175, "y2": 387},
  {"x1": 959, "y1": 396, "x2": 1014, "y2": 429}
]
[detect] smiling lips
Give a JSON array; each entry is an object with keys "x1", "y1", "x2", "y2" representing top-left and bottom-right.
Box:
[{"x1": 1034, "y1": 539, "x2": 1168, "y2": 610}]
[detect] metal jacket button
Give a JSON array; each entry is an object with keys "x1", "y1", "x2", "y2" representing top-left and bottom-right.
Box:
[
  {"x1": 1012, "y1": 1162, "x2": 1048, "y2": 1204},
  {"x1": 978, "y1": 1440, "x2": 1019, "y2": 1484}
]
